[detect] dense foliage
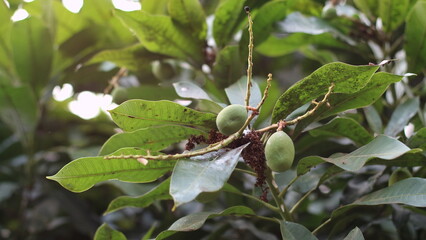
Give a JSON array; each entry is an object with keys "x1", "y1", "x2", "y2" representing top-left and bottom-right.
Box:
[{"x1": 1, "y1": 0, "x2": 426, "y2": 239}]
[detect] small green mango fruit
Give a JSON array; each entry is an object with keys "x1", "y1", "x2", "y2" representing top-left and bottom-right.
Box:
[
  {"x1": 265, "y1": 131, "x2": 295, "y2": 172},
  {"x1": 152, "y1": 61, "x2": 176, "y2": 80},
  {"x1": 216, "y1": 104, "x2": 247, "y2": 135},
  {"x1": 388, "y1": 168, "x2": 412, "y2": 186}
]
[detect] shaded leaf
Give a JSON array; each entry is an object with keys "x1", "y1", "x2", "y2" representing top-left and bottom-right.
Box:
[
  {"x1": 109, "y1": 100, "x2": 217, "y2": 132},
  {"x1": 142, "y1": 0, "x2": 169, "y2": 15},
  {"x1": 280, "y1": 221, "x2": 318, "y2": 240},
  {"x1": 99, "y1": 125, "x2": 207, "y2": 156},
  {"x1": 168, "y1": 0, "x2": 207, "y2": 41},
  {"x1": 332, "y1": 178, "x2": 426, "y2": 219},
  {"x1": 272, "y1": 62, "x2": 379, "y2": 123},
  {"x1": 354, "y1": 0, "x2": 378, "y2": 18},
  {"x1": 172, "y1": 81, "x2": 213, "y2": 101},
  {"x1": 384, "y1": 97, "x2": 420, "y2": 137},
  {"x1": 115, "y1": 10, "x2": 203, "y2": 65},
  {"x1": 379, "y1": 0, "x2": 410, "y2": 32},
  {"x1": 212, "y1": 45, "x2": 244, "y2": 88},
  {"x1": 298, "y1": 135, "x2": 410, "y2": 172},
  {"x1": 309, "y1": 117, "x2": 373, "y2": 146},
  {"x1": 47, "y1": 148, "x2": 175, "y2": 193},
  {"x1": 11, "y1": 16, "x2": 53, "y2": 91},
  {"x1": 87, "y1": 44, "x2": 164, "y2": 72},
  {"x1": 94, "y1": 223, "x2": 127, "y2": 240},
  {"x1": 407, "y1": 127, "x2": 426, "y2": 149},
  {"x1": 225, "y1": 77, "x2": 261, "y2": 107},
  {"x1": 213, "y1": 0, "x2": 246, "y2": 47},
  {"x1": 363, "y1": 105, "x2": 383, "y2": 133},
  {"x1": 405, "y1": 1, "x2": 426, "y2": 72},
  {"x1": 0, "y1": 85, "x2": 38, "y2": 147},
  {"x1": 343, "y1": 227, "x2": 365, "y2": 240},
  {"x1": 155, "y1": 206, "x2": 256, "y2": 240},
  {"x1": 170, "y1": 143, "x2": 249, "y2": 207},
  {"x1": 105, "y1": 178, "x2": 171, "y2": 214}
]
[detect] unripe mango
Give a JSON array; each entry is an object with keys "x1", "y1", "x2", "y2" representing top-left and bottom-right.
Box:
[
  {"x1": 216, "y1": 104, "x2": 247, "y2": 135},
  {"x1": 388, "y1": 168, "x2": 412, "y2": 186},
  {"x1": 265, "y1": 131, "x2": 295, "y2": 172}
]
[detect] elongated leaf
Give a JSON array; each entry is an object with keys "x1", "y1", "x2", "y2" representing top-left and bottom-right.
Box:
[
  {"x1": 212, "y1": 45, "x2": 244, "y2": 88},
  {"x1": 170, "y1": 144, "x2": 249, "y2": 207},
  {"x1": 87, "y1": 44, "x2": 164, "y2": 72},
  {"x1": 172, "y1": 81, "x2": 213, "y2": 101},
  {"x1": 332, "y1": 178, "x2": 426, "y2": 219},
  {"x1": 309, "y1": 117, "x2": 373, "y2": 146},
  {"x1": 11, "y1": 17, "x2": 53, "y2": 91},
  {"x1": 280, "y1": 221, "x2": 318, "y2": 240},
  {"x1": 213, "y1": 0, "x2": 245, "y2": 47},
  {"x1": 298, "y1": 135, "x2": 410, "y2": 172},
  {"x1": 343, "y1": 227, "x2": 365, "y2": 240},
  {"x1": 363, "y1": 105, "x2": 383, "y2": 133},
  {"x1": 379, "y1": 0, "x2": 409, "y2": 32},
  {"x1": 407, "y1": 127, "x2": 426, "y2": 149},
  {"x1": 94, "y1": 223, "x2": 127, "y2": 240},
  {"x1": 384, "y1": 97, "x2": 420, "y2": 137},
  {"x1": 105, "y1": 178, "x2": 171, "y2": 214},
  {"x1": 168, "y1": 0, "x2": 206, "y2": 40},
  {"x1": 225, "y1": 77, "x2": 261, "y2": 107},
  {"x1": 272, "y1": 63, "x2": 379, "y2": 123},
  {"x1": 294, "y1": 72, "x2": 402, "y2": 134},
  {"x1": 405, "y1": 1, "x2": 426, "y2": 72},
  {"x1": 354, "y1": 0, "x2": 378, "y2": 18},
  {"x1": 115, "y1": 10, "x2": 203, "y2": 65},
  {"x1": 0, "y1": 85, "x2": 38, "y2": 147},
  {"x1": 109, "y1": 100, "x2": 217, "y2": 131},
  {"x1": 155, "y1": 206, "x2": 256, "y2": 240},
  {"x1": 47, "y1": 148, "x2": 176, "y2": 192},
  {"x1": 99, "y1": 125, "x2": 206, "y2": 156}
]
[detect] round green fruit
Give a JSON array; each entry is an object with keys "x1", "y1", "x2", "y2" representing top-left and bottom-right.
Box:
[
  {"x1": 216, "y1": 104, "x2": 247, "y2": 135},
  {"x1": 265, "y1": 131, "x2": 295, "y2": 172},
  {"x1": 111, "y1": 86, "x2": 128, "y2": 103},
  {"x1": 152, "y1": 61, "x2": 176, "y2": 80},
  {"x1": 388, "y1": 168, "x2": 412, "y2": 186}
]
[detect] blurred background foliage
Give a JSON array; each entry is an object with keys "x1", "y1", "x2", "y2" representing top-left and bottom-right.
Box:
[{"x1": 0, "y1": 0, "x2": 425, "y2": 239}]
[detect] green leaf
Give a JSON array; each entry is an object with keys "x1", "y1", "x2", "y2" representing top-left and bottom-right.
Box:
[
  {"x1": 379, "y1": 0, "x2": 410, "y2": 32},
  {"x1": 47, "y1": 148, "x2": 176, "y2": 193},
  {"x1": 87, "y1": 44, "x2": 165, "y2": 72},
  {"x1": 272, "y1": 62, "x2": 379, "y2": 123},
  {"x1": 141, "y1": 223, "x2": 157, "y2": 240},
  {"x1": 343, "y1": 227, "x2": 365, "y2": 240},
  {"x1": 298, "y1": 135, "x2": 411, "y2": 172},
  {"x1": 105, "y1": 178, "x2": 171, "y2": 214},
  {"x1": 225, "y1": 77, "x2": 262, "y2": 107},
  {"x1": 280, "y1": 221, "x2": 318, "y2": 240},
  {"x1": 113, "y1": 85, "x2": 180, "y2": 104},
  {"x1": 384, "y1": 97, "x2": 420, "y2": 137},
  {"x1": 405, "y1": 0, "x2": 426, "y2": 72},
  {"x1": 309, "y1": 117, "x2": 373, "y2": 146},
  {"x1": 212, "y1": 45, "x2": 244, "y2": 88},
  {"x1": 294, "y1": 72, "x2": 402, "y2": 134},
  {"x1": 354, "y1": 0, "x2": 378, "y2": 18},
  {"x1": 108, "y1": 100, "x2": 217, "y2": 132},
  {"x1": 407, "y1": 127, "x2": 426, "y2": 149},
  {"x1": 240, "y1": 1, "x2": 288, "y2": 55},
  {"x1": 94, "y1": 223, "x2": 127, "y2": 240},
  {"x1": 256, "y1": 33, "x2": 346, "y2": 57},
  {"x1": 172, "y1": 81, "x2": 224, "y2": 113},
  {"x1": 332, "y1": 178, "x2": 426, "y2": 219},
  {"x1": 141, "y1": 0, "x2": 169, "y2": 15},
  {"x1": 115, "y1": 10, "x2": 203, "y2": 65},
  {"x1": 363, "y1": 105, "x2": 383, "y2": 133},
  {"x1": 0, "y1": 85, "x2": 38, "y2": 147},
  {"x1": 11, "y1": 16, "x2": 53, "y2": 91},
  {"x1": 155, "y1": 206, "x2": 256, "y2": 240},
  {"x1": 99, "y1": 125, "x2": 207, "y2": 156},
  {"x1": 213, "y1": 0, "x2": 246, "y2": 47},
  {"x1": 170, "y1": 143, "x2": 249, "y2": 208},
  {"x1": 168, "y1": 0, "x2": 207, "y2": 41}
]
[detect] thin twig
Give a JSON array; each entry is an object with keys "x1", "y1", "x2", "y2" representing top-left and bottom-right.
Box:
[
  {"x1": 290, "y1": 187, "x2": 316, "y2": 215},
  {"x1": 244, "y1": 8, "x2": 254, "y2": 108},
  {"x1": 243, "y1": 214, "x2": 280, "y2": 224},
  {"x1": 312, "y1": 218, "x2": 332, "y2": 235},
  {"x1": 278, "y1": 175, "x2": 299, "y2": 199},
  {"x1": 104, "y1": 67, "x2": 127, "y2": 94}
]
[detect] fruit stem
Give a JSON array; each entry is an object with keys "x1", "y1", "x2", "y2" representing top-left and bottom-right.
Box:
[
  {"x1": 278, "y1": 175, "x2": 299, "y2": 199},
  {"x1": 265, "y1": 169, "x2": 293, "y2": 221},
  {"x1": 244, "y1": 7, "x2": 254, "y2": 109}
]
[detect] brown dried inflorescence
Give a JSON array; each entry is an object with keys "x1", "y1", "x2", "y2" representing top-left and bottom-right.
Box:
[{"x1": 186, "y1": 130, "x2": 268, "y2": 201}]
